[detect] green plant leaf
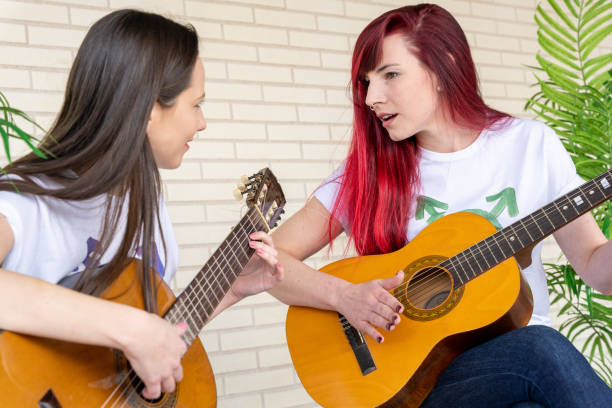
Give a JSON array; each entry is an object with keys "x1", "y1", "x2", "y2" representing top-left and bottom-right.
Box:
[
  {"x1": 0, "y1": 119, "x2": 48, "y2": 159},
  {"x1": 582, "y1": 1, "x2": 612, "y2": 26},
  {"x1": 562, "y1": 0, "x2": 578, "y2": 18},
  {"x1": 538, "y1": 33, "x2": 581, "y2": 71},
  {"x1": 0, "y1": 123, "x2": 12, "y2": 163},
  {"x1": 536, "y1": 5, "x2": 575, "y2": 42},
  {"x1": 547, "y1": 0, "x2": 577, "y2": 32},
  {"x1": 582, "y1": 24, "x2": 612, "y2": 60},
  {"x1": 580, "y1": 9, "x2": 612, "y2": 41},
  {"x1": 536, "y1": 15, "x2": 578, "y2": 53}
]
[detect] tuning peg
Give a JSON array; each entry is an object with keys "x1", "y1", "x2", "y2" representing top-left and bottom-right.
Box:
[
  {"x1": 236, "y1": 183, "x2": 247, "y2": 192},
  {"x1": 240, "y1": 174, "x2": 250, "y2": 183},
  {"x1": 232, "y1": 188, "x2": 244, "y2": 200}
]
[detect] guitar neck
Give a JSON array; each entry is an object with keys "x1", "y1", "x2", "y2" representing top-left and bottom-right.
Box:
[
  {"x1": 163, "y1": 206, "x2": 267, "y2": 346},
  {"x1": 445, "y1": 169, "x2": 612, "y2": 287}
]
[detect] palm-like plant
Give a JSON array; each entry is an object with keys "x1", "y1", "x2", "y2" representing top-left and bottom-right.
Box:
[{"x1": 525, "y1": 0, "x2": 612, "y2": 385}]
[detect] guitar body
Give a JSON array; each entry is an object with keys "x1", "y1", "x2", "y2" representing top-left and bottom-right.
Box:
[
  {"x1": 0, "y1": 261, "x2": 216, "y2": 407},
  {"x1": 286, "y1": 212, "x2": 534, "y2": 408}
]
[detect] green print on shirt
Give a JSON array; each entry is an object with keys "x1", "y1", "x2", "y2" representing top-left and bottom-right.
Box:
[{"x1": 415, "y1": 187, "x2": 519, "y2": 229}]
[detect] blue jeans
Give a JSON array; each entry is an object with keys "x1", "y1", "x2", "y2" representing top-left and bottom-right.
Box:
[{"x1": 419, "y1": 325, "x2": 612, "y2": 408}]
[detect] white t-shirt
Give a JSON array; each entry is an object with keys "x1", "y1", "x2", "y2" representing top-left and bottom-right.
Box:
[
  {"x1": 314, "y1": 118, "x2": 584, "y2": 326},
  {"x1": 0, "y1": 176, "x2": 178, "y2": 286}
]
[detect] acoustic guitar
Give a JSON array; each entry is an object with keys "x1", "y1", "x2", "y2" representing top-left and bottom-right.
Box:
[
  {"x1": 286, "y1": 169, "x2": 612, "y2": 408},
  {"x1": 0, "y1": 168, "x2": 286, "y2": 408}
]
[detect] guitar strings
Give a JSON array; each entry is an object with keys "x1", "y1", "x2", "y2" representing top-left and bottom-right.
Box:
[
  {"x1": 391, "y1": 181, "x2": 606, "y2": 308},
  {"x1": 101, "y1": 210, "x2": 265, "y2": 407},
  {"x1": 102, "y1": 178, "x2": 606, "y2": 405}
]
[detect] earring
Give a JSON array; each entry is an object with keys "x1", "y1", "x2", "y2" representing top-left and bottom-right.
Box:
[{"x1": 369, "y1": 105, "x2": 375, "y2": 111}]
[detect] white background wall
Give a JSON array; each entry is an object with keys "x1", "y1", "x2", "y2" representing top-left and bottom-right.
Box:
[{"x1": 1, "y1": 0, "x2": 610, "y2": 407}]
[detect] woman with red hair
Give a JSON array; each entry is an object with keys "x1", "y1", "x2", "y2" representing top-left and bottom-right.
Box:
[{"x1": 264, "y1": 3, "x2": 612, "y2": 407}]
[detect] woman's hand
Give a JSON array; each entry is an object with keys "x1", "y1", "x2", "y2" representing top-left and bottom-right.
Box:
[
  {"x1": 335, "y1": 270, "x2": 405, "y2": 344},
  {"x1": 120, "y1": 312, "x2": 188, "y2": 400},
  {"x1": 230, "y1": 231, "x2": 284, "y2": 300}
]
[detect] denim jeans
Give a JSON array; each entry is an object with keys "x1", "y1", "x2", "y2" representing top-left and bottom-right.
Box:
[{"x1": 419, "y1": 325, "x2": 612, "y2": 408}]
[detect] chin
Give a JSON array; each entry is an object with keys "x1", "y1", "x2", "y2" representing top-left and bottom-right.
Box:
[{"x1": 388, "y1": 133, "x2": 413, "y2": 143}]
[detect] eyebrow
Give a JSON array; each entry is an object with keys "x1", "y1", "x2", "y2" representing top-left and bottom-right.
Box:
[
  {"x1": 195, "y1": 92, "x2": 205, "y2": 101},
  {"x1": 375, "y1": 63, "x2": 400, "y2": 73}
]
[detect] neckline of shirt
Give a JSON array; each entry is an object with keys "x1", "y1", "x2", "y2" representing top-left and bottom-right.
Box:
[{"x1": 418, "y1": 128, "x2": 489, "y2": 162}]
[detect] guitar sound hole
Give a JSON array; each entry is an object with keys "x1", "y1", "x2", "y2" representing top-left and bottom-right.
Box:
[
  {"x1": 424, "y1": 290, "x2": 450, "y2": 308},
  {"x1": 132, "y1": 372, "x2": 165, "y2": 404},
  {"x1": 406, "y1": 266, "x2": 452, "y2": 309}
]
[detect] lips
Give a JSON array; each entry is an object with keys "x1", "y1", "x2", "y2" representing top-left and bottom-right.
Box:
[
  {"x1": 377, "y1": 112, "x2": 397, "y2": 121},
  {"x1": 377, "y1": 112, "x2": 398, "y2": 127}
]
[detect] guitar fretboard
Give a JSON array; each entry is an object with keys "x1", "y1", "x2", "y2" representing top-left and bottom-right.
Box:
[
  {"x1": 442, "y1": 169, "x2": 612, "y2": 287},
  {"x1": 163, "y1": 207, "x2": 267, "y2": 346}
]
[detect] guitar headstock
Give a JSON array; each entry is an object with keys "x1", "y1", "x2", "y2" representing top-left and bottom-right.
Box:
[{"x1": 233, "y1": 168, "x2": 286, "y2": 231}]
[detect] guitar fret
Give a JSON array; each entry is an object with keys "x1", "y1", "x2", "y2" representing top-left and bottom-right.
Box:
[
  {"x1": 539, "y1": 205, "x2": 556, "y2": 233},
  {"x1": 443, "y1": 170, "x2": 612, "y2": 288},
  {"x1": 482, "y1": 236, "x2": 503, "y2": 266},
  {"x1": 163, "y1": 207, "x2": 263, "y2": 343},
  {"x1": 474, "y1": 242, "x2": 493, "y2": 270}
]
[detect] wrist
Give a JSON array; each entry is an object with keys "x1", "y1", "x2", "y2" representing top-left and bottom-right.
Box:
[
  {"x1": 328, "y1": 277, "x2": 350, "y2": 312},
  {"x1": 109, "y1": 305, "x2": 149, "y2": 353}
]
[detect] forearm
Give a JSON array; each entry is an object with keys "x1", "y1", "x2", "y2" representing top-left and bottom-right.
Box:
[
  {"x1": 267, "y1": 248, "x2": 348, "y2": 311},
  {"x1": 581, "y1": 240, "x2": 612, "y2": 295},
  {"x1": 0, "y1": 267, "x2": 145, "y2": 349}
]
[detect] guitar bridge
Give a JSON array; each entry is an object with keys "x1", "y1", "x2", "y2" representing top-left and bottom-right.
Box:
[{"x1": 338, "y1": 313, "x2": 376, "y2": 376}]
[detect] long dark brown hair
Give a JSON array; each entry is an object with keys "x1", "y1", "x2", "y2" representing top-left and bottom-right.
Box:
[
  {"x1": 330, "y1": 4, "x2": 509, "y2": 255},
  {"x1": 0, "y1": 9, "x2": 199, "y2": 312}
]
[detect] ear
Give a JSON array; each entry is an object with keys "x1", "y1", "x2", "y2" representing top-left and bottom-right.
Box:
[{"x1": 147, "y1": 101, "x2": 162, "y2": 134}]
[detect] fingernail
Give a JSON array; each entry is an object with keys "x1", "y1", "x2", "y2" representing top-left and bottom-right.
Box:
[
  {"x1": 256, "y1": 248, "x2": 264, "y2": 254},
  {"x1": 396, "y1": 305, "x2": 402, "y2": 313},
  {"x1": 395, "y1": 315, "x2": 400, "y2": 324},
  {"x1": 276, "y1": 262, "x2": 282, "y2": 268},
  {"x1": 386, "y1": 323, "x2": 391, "y2": 331},
  {"x1": 178, "y1": 321, "x2": 187, "y2": 329},
  {"x1": 249, "y1": 233, "x2": 256, "y2": 238},
  {"x1": 249, "y1": 241, "x2": 256, "y2": 247},
  {"x1": 377, "y1": 336, "x2": 383, "y2": 344}
]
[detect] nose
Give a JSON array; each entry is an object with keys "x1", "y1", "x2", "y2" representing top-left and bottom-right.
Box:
[
  {"x1": 364, "y1": 78, "x2": 385, "y2": 109},
  {"x1": 198, "y1": 109, "x2": 207, "y2": 132}
]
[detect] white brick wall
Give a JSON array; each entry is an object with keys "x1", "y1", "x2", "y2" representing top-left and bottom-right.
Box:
[{"x1": 1, "y1": 1, "x2": 610, "y2": 407}]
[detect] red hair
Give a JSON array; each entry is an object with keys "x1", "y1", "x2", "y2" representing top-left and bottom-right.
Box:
[{"x1": 330, "y1": 4, "x2": 509, "y2": 256}]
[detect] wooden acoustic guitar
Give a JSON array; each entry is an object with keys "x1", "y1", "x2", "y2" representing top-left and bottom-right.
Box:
[
  {"x1": 0, "y1": 168, "x2": 286, "y2": 408},
  {"x1": 286, "y1": 169, "x2": 612, "y2": 408}
]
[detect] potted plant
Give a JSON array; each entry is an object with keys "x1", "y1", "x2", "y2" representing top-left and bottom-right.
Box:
[{"x1": 525, "y1": 0, "x2": 612, "y2": 385}]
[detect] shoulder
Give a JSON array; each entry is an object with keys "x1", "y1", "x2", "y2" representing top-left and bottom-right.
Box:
[
  {"x1": 487, "y1": 117, "x2": 564, "y2": 152},
  {"x1": 489, "y1": 117, "x2": 553, "y2": 137}
]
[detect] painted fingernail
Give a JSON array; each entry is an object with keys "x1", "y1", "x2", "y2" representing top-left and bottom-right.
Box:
[
  {"x1": 396, "y1": 305, "x2": 402, "y2": 313},
  {"x1": 377, "y1": 336, "x2": 383, "y2": 344},
  {"x1": 394, "y1": 315, "x2": 400, "y2": 324},
  {"x1": 256, "y1": 248, "x2": 264, "y2": 254},
  {"x1": 249, "y1": 233, "x2": 256, "y2": 238},
  {"x1": 249, "y1": 241, "x2": 256, "y2": 247},
  {"x1": 178, "y1": 321, "x2": 187, "y2": 329},
  {"x1": 386, "y1": 323, "x2": 392, "y2": 331}
]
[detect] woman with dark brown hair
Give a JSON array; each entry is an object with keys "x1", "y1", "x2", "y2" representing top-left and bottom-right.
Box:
[{"x1": 0, "y1": 9, "x2": 282, "y2": 400}]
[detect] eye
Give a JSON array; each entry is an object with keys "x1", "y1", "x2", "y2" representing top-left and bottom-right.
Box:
[
  {"x1": 359, "y1": 76, "x2": 370, "y2": 87},
  {"x1": 385, "y1": 71, "x2": 399, "y2": 80},
  {"x1": 195, "y1": 100, "x2": 204, "y2": 109}
]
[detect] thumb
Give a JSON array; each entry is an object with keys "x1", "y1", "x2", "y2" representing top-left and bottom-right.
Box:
[{"x1": 380, "y1": 270, "x2": 404, "y2": 290}]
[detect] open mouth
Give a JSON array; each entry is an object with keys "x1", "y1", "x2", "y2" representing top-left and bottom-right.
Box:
[{"x1": 381, "y1": 114, "x2": 397, "y2": 122}]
